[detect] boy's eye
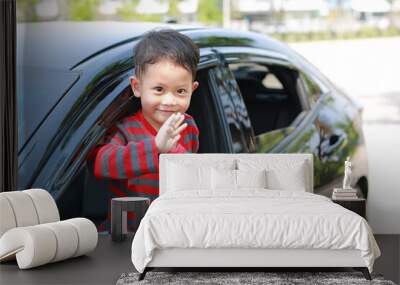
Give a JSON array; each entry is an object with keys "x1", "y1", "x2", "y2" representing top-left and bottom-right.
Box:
[
  {"x1": 177, "y1": 89, "x2": 187, "y2": 95},
  {"x1": 154, "y1": 87, "x2": 163, "y2": 92}
]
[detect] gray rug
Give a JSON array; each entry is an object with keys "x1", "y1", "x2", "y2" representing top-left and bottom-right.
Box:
[{"x1": 116, "y1": 271, "x2": 396, "y2": 285}]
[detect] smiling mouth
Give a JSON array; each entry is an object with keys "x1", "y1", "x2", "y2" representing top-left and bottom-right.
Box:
[{"x1": 158, "y1": 110, "x2": 176, "y2": 113}]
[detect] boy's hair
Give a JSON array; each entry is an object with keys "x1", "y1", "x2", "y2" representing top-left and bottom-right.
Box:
[{"x1": 133, "y1": 29, "x2": 200, "y2": 81}]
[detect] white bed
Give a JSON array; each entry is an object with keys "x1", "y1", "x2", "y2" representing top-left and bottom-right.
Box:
[{"x1": 131, "y1": 154, "x2": 380, "y2": 281}]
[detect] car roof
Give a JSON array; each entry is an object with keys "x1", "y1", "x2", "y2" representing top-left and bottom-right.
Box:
[
  {"x1": 17, "y1": 21, "x2": 203, "y2": 70},
  {"x1": 17, "y1": 21, "x2": 288, "y2": 71}
]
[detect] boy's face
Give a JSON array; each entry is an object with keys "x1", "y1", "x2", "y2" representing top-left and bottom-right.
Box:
[{"x1": 129, "y1": 58, "x2": 199, "y2": 131}]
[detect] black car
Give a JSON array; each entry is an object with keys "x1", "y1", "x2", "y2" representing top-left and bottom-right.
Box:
[{"x1": 17, "y1": 21, "x2": 368, "y2": 224}]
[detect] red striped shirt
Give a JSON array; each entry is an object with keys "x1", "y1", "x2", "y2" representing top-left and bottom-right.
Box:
[{"x1": 94, "y1": 109, "x2": 199, "y2": 200}]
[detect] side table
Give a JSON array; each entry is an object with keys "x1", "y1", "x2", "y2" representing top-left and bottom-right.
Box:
[
  {"x1": 111, "y1": 197, "x2": 150, "y2": 242},
  {"x1": 332, "y1": 198, "x2": 366, "y2": 219}
]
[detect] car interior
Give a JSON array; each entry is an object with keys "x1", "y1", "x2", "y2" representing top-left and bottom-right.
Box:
[{"x1": 229, "y1": 62, "x2": 303, "y2": 136}]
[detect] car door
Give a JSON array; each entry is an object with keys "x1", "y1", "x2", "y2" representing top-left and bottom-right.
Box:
[
  {"x1": 299, "y1": 70, "x2": 360, "y2": 196},
  {"x1": 17, "y1": 41, "x2": 141, "y2": 221}
]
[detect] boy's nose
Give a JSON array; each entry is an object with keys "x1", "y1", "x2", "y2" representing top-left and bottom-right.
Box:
[{"x1": 161, "y1": 92, "x2": 176, "y2": 105}]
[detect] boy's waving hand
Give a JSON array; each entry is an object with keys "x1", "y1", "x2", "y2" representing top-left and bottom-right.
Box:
[{"x1": 155, "y1": 113, "x2": 187, "y2": 153}]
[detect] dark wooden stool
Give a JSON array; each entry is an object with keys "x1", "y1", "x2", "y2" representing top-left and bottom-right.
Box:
[{"x1": 111, "y1": 197, "x2": 150, "y2": 242}]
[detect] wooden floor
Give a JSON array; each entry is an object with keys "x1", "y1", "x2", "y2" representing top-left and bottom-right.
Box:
[{"x1": 0, "y1": 234, "x2": 398, "y2": 284}]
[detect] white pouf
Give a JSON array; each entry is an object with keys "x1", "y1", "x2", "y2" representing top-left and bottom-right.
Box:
[{"x1": 0, "y1": 189, "x2": 98, "y2": 269}]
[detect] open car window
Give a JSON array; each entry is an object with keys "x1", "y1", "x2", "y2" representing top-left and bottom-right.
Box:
[{"x1": 228, "y1": 62, "x2": 304, "y2": 137}]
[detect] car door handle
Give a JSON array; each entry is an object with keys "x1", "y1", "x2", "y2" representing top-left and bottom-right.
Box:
[
  {"x1": 320, "y1": 133, "x2": 345, "y2": 158},
  {"x1": 329, "y1": 134, "x2": 341, "y2": 146}
]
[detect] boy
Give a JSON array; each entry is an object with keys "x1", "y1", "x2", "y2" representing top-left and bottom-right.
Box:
[{"x1": 93, "y1": 29, "x2": 200, "y2": 231}]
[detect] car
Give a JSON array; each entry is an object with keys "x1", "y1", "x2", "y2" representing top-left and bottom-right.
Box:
[{"x1": 17, "y1": 21, "x2": 368, "y2": 225}]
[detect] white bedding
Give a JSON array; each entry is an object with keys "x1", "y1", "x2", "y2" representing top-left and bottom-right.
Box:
[{"x1": 131, "y1": 190, "x2": 380, "y2": 273}]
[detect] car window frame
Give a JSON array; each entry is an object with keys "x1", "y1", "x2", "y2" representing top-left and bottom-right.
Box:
[
  {"x1": 207, "y1": 46, "x2": 329, "y2": 154},
  {"x1": 217, "y1": 46, "x2": 310, "y2": 130},
  {"x1": 54, "y1": 74, "x2": 136, "y2": 196},
  {"x1": 193, "y1": 48, "x2": 234, "y2": 153},
  {"x1": 205, "y1": 49, "x2": 258, "y2": 153},
  {"x1": 217, "y1": 46, "x2": 309, "y2": 110},
  {"x1": 298, "y1": 69, "x2": 331, "y2": 107}
]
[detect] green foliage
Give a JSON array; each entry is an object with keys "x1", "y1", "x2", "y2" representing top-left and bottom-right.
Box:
[
  {"x1": 116, "y1": 0, "x2": 162, "y2": 22},
  {"x1": 198, "y1": 0, "x2": 222, "y2": 25},
  {"x1": 117, "y1": 0, "x2": 140, "y2": 21},
  {"x1": 256, "y1": 129, "x2": 292, "y2": 153},
  {"x1": 168, "y1": 0, "x2": 180, "y2": 18},
  {"x1": 69, "y1": 0, "x2": 100, "y2": 21},
  {"x1": 16, "y1": 0, "x2": 39, "y2": 22}
]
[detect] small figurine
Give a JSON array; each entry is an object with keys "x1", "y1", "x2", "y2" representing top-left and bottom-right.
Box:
[{"x1": 343, "y1": 157, "x2": 352, "y2": 189}]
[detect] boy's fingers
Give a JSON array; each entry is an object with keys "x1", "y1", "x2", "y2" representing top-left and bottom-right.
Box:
[
  {"x1": 174, "y1": 113, "x2": 185, "y2": 129},
  {"x1": 172, "y1": 112, "x2": 181, "y2": 123},
  {"x1": 172, "y1": 134, "x2": 181, "y2": 145},
  {"x1": 172, "y1": 123, "x2": 187, "y2": 137},
  {"x1": 164, "y1": 113, "x2": 176, "y2": 127},
  {"x1": 166, "y1": 126, "x2": 174, "y2": 135}
]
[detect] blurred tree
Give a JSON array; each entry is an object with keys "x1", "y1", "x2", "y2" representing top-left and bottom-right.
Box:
[
  {"x1": 117, "y1": 0, "x2": 139, "y2": 21},
  {"x1": 69, "y1": 0, "x2": 100, "y2": 21},
  {"x1": 16, "y1": 0, "x2": 39, "y2": 22},
  {"x1": 198, "y1": 0, "x2": 222, "y2": 25},
  {"x1": 168, "y1": 0, "x2": 179, "y2": 19},
  {"x1": 116, "y1": 0, "x2": 162, "y2": 22}
]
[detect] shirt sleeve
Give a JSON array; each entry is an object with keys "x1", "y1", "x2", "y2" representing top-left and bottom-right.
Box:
[
  {"x1": 94, "y1": 125, "x2": 159, "y2": 179},
  {"x1": 170, "y1": 115, "x2": 199, "y2": 154}
]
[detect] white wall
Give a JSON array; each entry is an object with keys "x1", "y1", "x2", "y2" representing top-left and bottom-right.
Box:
[{"x1": 290, "y1": 37, "x2": 400, "y2": 234}]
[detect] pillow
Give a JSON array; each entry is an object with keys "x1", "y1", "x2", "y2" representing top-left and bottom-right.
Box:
[
  {"x1": 211, "y1": 169, "x2": 268, "y2": 190},
  {"x1": 237, "y1": 159, "x2": 308, "y2": 191},
  {"x1": 211, "y1": 168, "x2": 236, "y2": 190},
  {"x1": 266, "y1": 163, "x2": 307, "y2": 191},
  {"x1": 167, "y1": 162, "x2": 211, "y2": 191},
  {"x1": 236, "y1": 169, "x2": 267, "y2": 189}
]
